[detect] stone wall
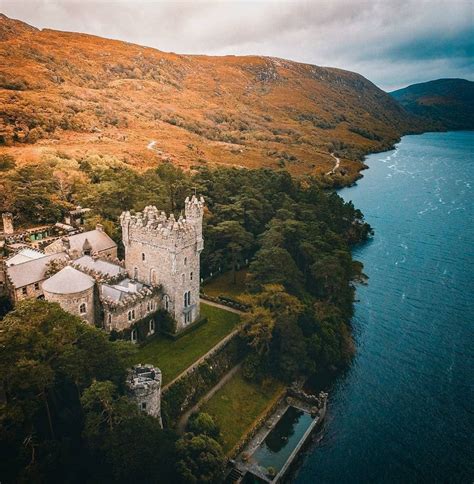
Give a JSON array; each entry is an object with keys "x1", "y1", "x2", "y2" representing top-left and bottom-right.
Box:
[
  {"x1": 162, "y1": 334, "x2": 245, "y2": 425},
  {"x1": 12, "y1": 280, "x2": 46, "y2": 303},
  {"x1": 44, "y1": 285, "x2": 95, "y2": 325},
  {"x1": 103, "y1": 293, "x2": 162, "y2": 333},
  {"x1": 120, "y1": 197, "x2": 204, "y2": 333},
  {"x1": 127, "y1": 364, "x2": 162, "y2": 426}
]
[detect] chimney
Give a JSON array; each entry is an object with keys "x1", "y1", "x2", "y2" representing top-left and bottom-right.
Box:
[{"x1": 2, "y1": 213, "x2": 14, "y2": 235}]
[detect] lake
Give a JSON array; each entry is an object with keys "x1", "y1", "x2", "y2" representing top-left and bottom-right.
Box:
[{"x1": 295, "y1": 131, "x2": 474, "y2": 483}]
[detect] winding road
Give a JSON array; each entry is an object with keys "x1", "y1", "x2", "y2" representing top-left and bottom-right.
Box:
[{"x1": 326, "y1": 153, "x2": 340, "y2": 175}]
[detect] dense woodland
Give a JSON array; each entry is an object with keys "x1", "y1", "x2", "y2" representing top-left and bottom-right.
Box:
[{"x1": 0, "y1": 153, "x2": 372, "y2": 482}]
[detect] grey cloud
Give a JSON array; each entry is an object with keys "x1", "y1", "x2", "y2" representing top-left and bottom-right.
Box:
[{"x1": 0, "y1": 0, "x2": 472, "y2": 89}]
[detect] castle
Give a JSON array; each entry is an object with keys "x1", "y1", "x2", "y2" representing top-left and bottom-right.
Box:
[{"x1": 1, "y1": 196, "x2": 205, "y2": 340}]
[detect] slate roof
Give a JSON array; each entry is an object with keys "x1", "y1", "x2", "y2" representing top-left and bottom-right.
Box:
[
  {"x1": 6, "y1": 252, "x2": 68, "y2": 288},
  {"x1": 6, "y1": 248, "x2": 45, "y2": 267},
  {"x1": 74, "y1": 255, "x2": 125, "y2": 277},
  {"x1": 45, "y1": 229, "x2": 116, "y2": 254},
  {"x1": 100, "y1": 279, "x2": 145, "y2": 302},
  {"x1": 42, "y1": 266, "x2": 95, "y2": 294}
]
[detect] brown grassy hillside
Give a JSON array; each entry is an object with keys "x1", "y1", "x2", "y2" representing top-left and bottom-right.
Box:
[{"x1": 0, "y1": 14, "x2": 421, "y2": 180}]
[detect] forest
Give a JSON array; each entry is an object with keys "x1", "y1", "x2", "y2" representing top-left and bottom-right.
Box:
[{"x1": 0, "y1": 153, "x2": 372, "y2": 482}]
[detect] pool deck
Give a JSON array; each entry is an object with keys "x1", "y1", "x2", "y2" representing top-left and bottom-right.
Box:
[{"x1": 231, "y1": 391, "x2": 327, "y2": 483}]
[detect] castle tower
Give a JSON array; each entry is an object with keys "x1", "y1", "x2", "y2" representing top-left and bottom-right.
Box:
[
  {"x1": 127, "y1": 364, "x2": 162, "y2": 426},
  {"x1": 120, "y1": 196, "x2": 204, "y2": 333},
  {"x1": 185, "y1": 195, "x2": 205, "y2": 252},
  {"x1": 2, "y1": 213, "x2": 14, "y2": 235}
]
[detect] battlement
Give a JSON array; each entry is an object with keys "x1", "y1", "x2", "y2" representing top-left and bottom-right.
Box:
[
  {"x1": 127, "y1": 364, "x2": 162, "y2": 423},
  {"x1": 120, "y1": 197, "x2": 204, "y2": 251}
]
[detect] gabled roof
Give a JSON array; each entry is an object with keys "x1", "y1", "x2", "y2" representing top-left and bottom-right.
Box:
[
  {"x1": 45, "y1": 229, "x2": 116, "y2": 254},
  {"x1": 42, "y1": 266, "x2": 95, "y2": 295},
  {"x1": 6, "y1": 248, "x2": 45, "y2": 267},
  {"x1": 6, "y1": 252, "x2": 68, "y2": 288}
]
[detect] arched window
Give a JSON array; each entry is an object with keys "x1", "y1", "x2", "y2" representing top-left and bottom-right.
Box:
[
  {"x1": 150, "y1": 268, "x2": 156, "y2": 285},
  {"x1": 164, "y1": 295, "x2": 169, "y2": 311},
  {"x1": 184, "y1": 292, "x2": 188, "y2": 308},
  {"x1": 149, "y1": 319, "x2": 155, "y2": 334},
  {"x1": 79, "y1": 303, "x2": 87, "y2": 314},
  {"x1": 187, "y1": 291, "x2": 191, "y2": 306},
  {"x1": 128, "y1": 310, "x2": 133, "y2": 321},
  {"x1": 131, "y1": 329, "x2": 137, "y2": 343}
]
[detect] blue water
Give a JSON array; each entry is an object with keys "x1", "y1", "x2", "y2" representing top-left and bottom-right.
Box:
[{"x1": 296, "y1": 131, "x2": 474, "y2": 483}]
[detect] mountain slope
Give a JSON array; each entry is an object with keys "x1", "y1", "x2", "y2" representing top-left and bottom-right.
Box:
[
  {"x1": 0, "y1": 14, "x2": 422, "y2": 179},
  {"x1": 390, "y1": 79, "x2": 474, "y2": 131}
]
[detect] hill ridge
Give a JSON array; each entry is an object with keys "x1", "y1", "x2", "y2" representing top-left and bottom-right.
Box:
[{"x1": 0, "y1": 13, "x2": 423, "y2": 180}]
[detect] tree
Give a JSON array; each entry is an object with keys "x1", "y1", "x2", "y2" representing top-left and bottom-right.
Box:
[
  {"x1": 175, "y1": 433, "x2": 225, "y2": 484},
  {"x1": 187, "y1": 413, "x2": 220, "y2": 440},
  {"x1": 247, "y1": 247, "x2": 304, "y2": 294},
  {"x1": 212, "y1": 221, "x2": 253, "y2": 284},
  {"x1": 240, "y1": 306, "x2": 275, "y2": 356},
  {"x1": 82, "y1": 380, "x2": 177, "y2": 483},
  {"x1": 0, "y1": 300, "x2": 127, "y2": 482}
]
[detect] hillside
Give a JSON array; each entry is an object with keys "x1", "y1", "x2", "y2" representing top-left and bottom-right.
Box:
[
  {"x1": 0, "y1": 14, "x2": 422, "y2": 180},
  {"x1": 390, "y1": 79, "x2": 474, "y2": 131}
]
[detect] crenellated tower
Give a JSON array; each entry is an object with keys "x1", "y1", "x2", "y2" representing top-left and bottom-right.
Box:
[{"x1": 119, "y1": 196, "x2": 204, "y2": 332}]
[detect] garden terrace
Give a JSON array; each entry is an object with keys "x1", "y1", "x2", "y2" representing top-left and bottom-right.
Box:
[
  {"x1": 128, "y1": 302, "x2": 240, "y2": 385},
  {"x1": 200, "y1": 369, "x2": 285, "y2": 454}
]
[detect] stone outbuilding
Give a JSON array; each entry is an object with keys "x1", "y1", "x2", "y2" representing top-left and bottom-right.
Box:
[{"x1": 42, "y1": 266, "x2": 96, "y2": 324}]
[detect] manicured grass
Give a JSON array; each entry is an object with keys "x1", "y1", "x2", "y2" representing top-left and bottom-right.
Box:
[
  {"x1": 203, "y1": 269, "x2": 248, "y2": 302},
  {"x1": 200, "y1": 370, "x2": 284, "y2": 454},
  {"x1": 128, "y1": 303, "x2": 240, "y2": 385}
]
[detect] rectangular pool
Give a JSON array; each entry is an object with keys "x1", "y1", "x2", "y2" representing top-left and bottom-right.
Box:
[{"x1": 250, "y1": 406, "x2": 315, "y2": 474}]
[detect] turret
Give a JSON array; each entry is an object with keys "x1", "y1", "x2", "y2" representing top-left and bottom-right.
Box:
[
  {"x1": 185, "y1": 195, "x2": 205, "y2": 252},
  {"x1": 2, "y1": 213, "x2": 14, "y2": 235}
]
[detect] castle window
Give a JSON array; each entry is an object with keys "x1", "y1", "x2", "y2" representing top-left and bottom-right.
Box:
[
  {"x1": 190, "y1": 272, "x2": 193, "y2": 281},
  {"x1": 22, "y1": 287, "x2": 27, "y2": 295},
  {"x1": 184, "y1": 257, "x2": 187, "y2": 266},
  {"x1": 184, "y1": 292, "x2": 188, "y2": 308},
  {"x1": 132, "y1": 309, "x2": 136, "y2": 319},
  {"x1": 108, "y1": 314, "x2": 112, "y2": 325},
  {"x1": 182, "y1": 273, "x2": 185, "y2": 283},
  {"x1": 141, "y1": 402, "x2": 147, "y2": 410},
  {"x1": 187, "y1": 291, "x2": 191, "y2": 306},
  {"x1": 142, "y1": 253, "x2": 146, "y2": 261},
  {"x1": 128, "y1": 310, "x2": 133, "y2": 321},
  {"x1": 133, "y1": 267, "x2": 139, "y2": 280},
  {"x1": 131, "y1": 329, "x2": 137, "y2": 343},
  {"x1": 164, "y1": 295, "x2": 169, "y2": 311},
  {"x1": 34, "y1": 282, "x2": 40, "y2": 290},
  {"x1": 79, "y1": 303, "x2": 87, "y2": 314},
  {"x1": 149, "y1": 319, "x2": 155, "y2": 334}
]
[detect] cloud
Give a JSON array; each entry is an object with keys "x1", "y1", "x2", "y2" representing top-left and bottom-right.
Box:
[{"x1": 0, "y1": 0, "x2": 472, "y2": 90}]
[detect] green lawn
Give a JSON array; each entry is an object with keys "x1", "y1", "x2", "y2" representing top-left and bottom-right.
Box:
[
  {"x1": 200, "y1": 370, "x2": 284, "y2": 454},
  {"x1": 128, "y1": 303, "x2": 240, "y2": 385},
  {"x1": 203, "y1": 269, "x2": 248, "y2": 302}
]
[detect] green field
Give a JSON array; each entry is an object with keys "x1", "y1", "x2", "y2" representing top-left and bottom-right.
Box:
[
  {"x1": 202, "y1": 269, "x2": 248, "y2": 302},
  {"x1": 128, "y1": 303, "x2": 240, "y2": 385},
  {"x1": 200, "y1": 370, "x2": 284, "y2": 454}
]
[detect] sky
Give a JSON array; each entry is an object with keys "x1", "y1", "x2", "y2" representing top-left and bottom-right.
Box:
[{"x1": 1, "y1": 0, "x2": 473, "y2": 91}]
